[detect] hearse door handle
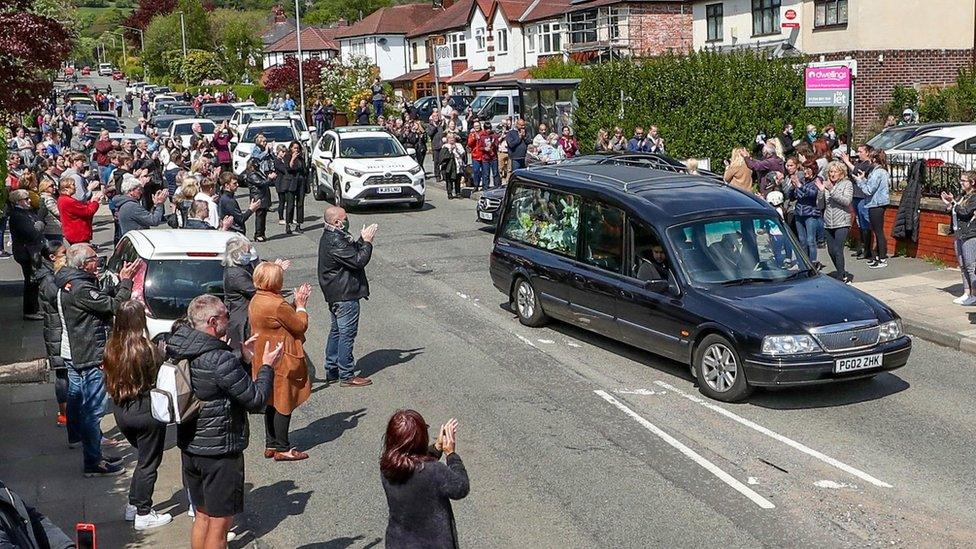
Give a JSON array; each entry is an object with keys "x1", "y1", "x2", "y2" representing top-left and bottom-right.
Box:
[
  {"x1": 572, "y1": 274, "x2": 585, "y2": 284},
  {"x1": 619, "y1": 290, "x2": 634, "y2": 300}
]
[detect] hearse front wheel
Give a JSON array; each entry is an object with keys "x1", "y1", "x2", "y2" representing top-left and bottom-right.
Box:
[
  {"x1": 694, "y1": 334, "x2": 753, "y2": 402},
  {"x1": 513, "y1": 277, "x2": 547, "y2": 327}
]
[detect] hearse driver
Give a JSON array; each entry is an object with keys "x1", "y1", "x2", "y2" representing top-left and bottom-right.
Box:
[{"x1": 636, "y1": 242, "x2": 672, "y2": 282}]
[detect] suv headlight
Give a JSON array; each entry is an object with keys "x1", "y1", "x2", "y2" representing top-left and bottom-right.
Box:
[
  {"x1": 408, "y1": 165, "x2": 422, "y2": 175},
  {"x1": 761, "y1": 335, "x2": 821, "y2": 355},
  {"x1": 344, "y1": 166, "x2": 364, "y2": 178},
  {"x1": 878, "y1": 319, "x2": 903, "y2": 343}
]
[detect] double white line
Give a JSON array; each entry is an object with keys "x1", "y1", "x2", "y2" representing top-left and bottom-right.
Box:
[{"x1": 596, "y1": 384, "x2": 891, "y2": 510}]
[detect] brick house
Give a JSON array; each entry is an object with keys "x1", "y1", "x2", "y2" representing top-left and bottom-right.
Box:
[
  {"x1": 262, "y1": 26, "x2": 342, "y2": 70},
  {"x1": 335, "y1": 4, "x2": 435, "y2": 80}
]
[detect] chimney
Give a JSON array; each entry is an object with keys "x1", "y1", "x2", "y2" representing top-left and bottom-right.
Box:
[
  {"x1": 272, "y1": 5, "x2": 286, "y2": 23},
  {"x1": 336, "y1": 18, "x2": 348, "y2": 27},
  {"x1": 434, "y1": 0, "x2": 455, "y2": 10}
]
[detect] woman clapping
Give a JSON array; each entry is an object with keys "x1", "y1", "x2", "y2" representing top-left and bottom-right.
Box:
[{"x1": 249, "y1": 262, "x2": 312, "y2": 461}]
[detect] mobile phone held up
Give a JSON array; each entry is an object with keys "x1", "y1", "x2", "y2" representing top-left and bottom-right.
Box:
[{"x1": 77, "y1": 523, "x2": 96, "y2": 549}]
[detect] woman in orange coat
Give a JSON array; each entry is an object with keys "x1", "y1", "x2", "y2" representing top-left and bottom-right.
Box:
[{"x1": 249, "y1": 261, "x2": 313, "y2": 461}]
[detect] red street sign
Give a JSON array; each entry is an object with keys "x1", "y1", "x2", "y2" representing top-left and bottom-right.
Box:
[
  {"x1": 783, "y1": 22, "x2": 800, "y2": 28},
  {"x1": 785, "y1": 9, "x2": 797, "y2": 20}
]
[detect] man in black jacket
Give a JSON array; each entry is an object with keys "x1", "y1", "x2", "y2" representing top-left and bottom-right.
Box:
[
  {"x1": 217, "y1": 171, "x2": 261, "y2": 235},
  {"x1": 245, "y1": 138, "x2": 275, "y2": 241},
  {"x1": 318, "y1": 206, "x2": 376, "y2": 387},
  {"x1": 0, "y1": 479, "x2": 74, "y2": 549},
  {"x1": 506, "y1": 119, "x2": 528, "y2": 171},
  {"x1": 167, "y1": 294, "x2": 281, "y2": 549},
  {"x1": 57, "y1": 243, "x2": 137, "y2": 477}
]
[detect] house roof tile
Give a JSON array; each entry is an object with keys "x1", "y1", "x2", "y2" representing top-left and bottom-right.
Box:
[
  {"x1": 266, "y1": 26, "x2": 341, "y2": 53},
  {"x1": 334, "y1": 4, "x2": 434, "y2": 39},
  {"x1": 407, "y1": 0, "x2": 481, "y2": 38}
]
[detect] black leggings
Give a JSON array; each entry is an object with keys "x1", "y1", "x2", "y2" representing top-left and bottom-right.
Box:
[
  {"x1": 446, "y1": 175, "x2": 461, "y2": 197},
  {"x1": 863, "y1": 207, "x2": 888, "y2": 260},
  {"x1": 825, "y1": 226, "x2": 849, "y2": 278},
  {"x1": 115, "y1": 395, "x2": 167, "y2": 514},
  {"x1": 254, "y1": 208, "x2": 267, "y2": 238},
  {"x1": 264, "y1": 406, "x2": 292, "y2": 451},
  {"x1": 281, "y1": 191, "x2": 296, "y2": 225},
  {"x1": 17, "y1": 258, "x2": 39, "y2": 315}
]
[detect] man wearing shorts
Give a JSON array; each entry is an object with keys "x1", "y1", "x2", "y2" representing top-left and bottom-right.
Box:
[{"x1": 167, "y1": 295, "x2": 282, "y2": 548}]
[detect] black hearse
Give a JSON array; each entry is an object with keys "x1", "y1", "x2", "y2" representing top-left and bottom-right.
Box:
[{"x1": 489, "y1": 157, "x2": 911, "y2": 401}]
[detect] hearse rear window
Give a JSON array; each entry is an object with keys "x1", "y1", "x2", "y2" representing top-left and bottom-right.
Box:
[{"x1": 501, "y1": 184, "x2": 579, "y2": 256}]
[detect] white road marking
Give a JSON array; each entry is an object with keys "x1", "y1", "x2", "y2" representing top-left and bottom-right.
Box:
[
  {"x1": 594, "y1": 390, "x2": 775, "y2": 509},
  {"x1": 814, "y1": 480, "x2": 857, "y2": 489},
  {"x1": 616, "y1": 389, "x2": 666, "y2": 396},
  {"x1": 456, "y1": 292, "x2": 469, "y2": 299},
  {"x1": 653, "y1": 381, "x2": 893, "y2": 489},
  {"x1": 537, "y1": 339, "x2": 555, "y2": 344},
  {"x1": 515, "y1": 334, "x2": 538, "y2": 348},
  {"x1": 566, "y1": 342, "x2": 581, "y2": 348},
  {"x1": 747, "y1": 477, "x2": 759, "y2": 485}
]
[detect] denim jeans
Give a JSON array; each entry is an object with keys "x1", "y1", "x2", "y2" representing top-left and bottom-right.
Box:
[
  {"x1": 471, "y1": 159, "x2": 483, "y2": 191},
  {"x1": 372, "y1": 100, "x2": 384, "y2": 120},
  {"x1": 325, "y1": 300, "x2": 361, "y2": 381},
  {"x1": 481, "y1": 159, "x2": 499, "y2": 190},
  {"x1": 66, "y1": 364, "x2": 108, "y2": 469},
  {"x1": 795, "y1": 215, "x2": 821, "y2": 263}
]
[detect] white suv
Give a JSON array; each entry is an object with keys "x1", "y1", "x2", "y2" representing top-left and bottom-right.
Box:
[
  {"x1": 311, "y1": 126, "x2": 425, "y2": 209},
  {"x1": 232, "y1": 119, "x2": 300, "y2": 175},
  {"x1": 105, "y1": 229, "x2": 236, "y2": 339}
]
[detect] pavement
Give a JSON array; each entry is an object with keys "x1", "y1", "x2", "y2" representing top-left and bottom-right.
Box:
[{"x1": 3, "y1": 73, "x2": 976, "y2": 547}]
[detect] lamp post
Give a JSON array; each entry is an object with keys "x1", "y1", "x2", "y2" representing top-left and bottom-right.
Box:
[
  {"x1": 178, "y1": 11, "x2": 188, "y2": 87},
  {"x1": 119, "y1": 25, "x2": 146, "y2": 79},
  {"x1": 108, "y1": 30, "x2": 126, "y2": 67},
  {"x1": 293, "y1": 0, "x2": 306, "y2": 122}
]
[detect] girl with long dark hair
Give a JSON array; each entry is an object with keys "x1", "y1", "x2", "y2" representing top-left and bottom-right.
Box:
[
  {"x1": 380, "y1": 410, "x2": 468, "y2": 548},
  {"x1": 103, "y1": 300, "x2": 172, "y2": 531},
  {"x1": 283, "y1": 140, "x2": 307, "y2": 234}
]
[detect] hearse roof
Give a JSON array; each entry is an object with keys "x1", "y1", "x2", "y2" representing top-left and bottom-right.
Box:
[{"x1": 516, "y1": 155, "x2": 772, "y2": 223}]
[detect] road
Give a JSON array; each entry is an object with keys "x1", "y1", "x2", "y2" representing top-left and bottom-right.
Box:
[{"x1": 76, "y1": 75, "x2": 976, "y2": 548}]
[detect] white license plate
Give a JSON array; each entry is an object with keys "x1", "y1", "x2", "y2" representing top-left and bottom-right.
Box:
[
  {"x1": 377, "y1": 186, "x2": 401, "y2": 194},
  {"x1": 834, "y1": 353, "x2": 882, "y2": 373},
  {"x1": 479, "y1": 211, "x2": 493, "y2": 221}
]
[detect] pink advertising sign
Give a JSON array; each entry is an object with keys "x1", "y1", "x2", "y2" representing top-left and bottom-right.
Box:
[{"x1": 805, "y1": 66, "x2": 851, "y2": 90}]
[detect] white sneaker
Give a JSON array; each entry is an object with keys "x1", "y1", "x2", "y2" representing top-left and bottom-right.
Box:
[
  {"x1": 953, "y1": 295, "x2": 970, "y2": 304},
  {"x1": 959, "y1": 296, "x2": 976, "y2": 306},
  {"x1": 124, "y1": 504, "x2": 136, "y2": 521},
  {"x1": 226, "y1": 531, "x2": 237, "y2": 542},
  {"x1": 134, "y1": 510, "x2": 172, "y2": 531}
]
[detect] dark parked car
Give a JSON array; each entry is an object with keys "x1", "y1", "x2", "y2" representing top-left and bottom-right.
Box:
[
  {"x1": 199, "y1": 103, "x2": 236, "y2": 123},
  {"x1": 164, "y1": 103, "x2": 197, "y2": 117},
  {"x1": 413, "y1": 95, "x2": 471, "y2": 122},
  {"x1": 866, "y1": 122, "x2": 969, "y2": 151},
  {"x1": 83, "y1": 113, "x2": 123, "y2": 139},
  {"x1": 490, "y1": 158, "x2": 911, "y2": 402}
]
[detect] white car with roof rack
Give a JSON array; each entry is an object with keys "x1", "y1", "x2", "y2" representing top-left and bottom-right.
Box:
[
  {"x1": 232, "y1": 119, "x2": 301, "y2": 175},
  {"x1": 229, "y1": 107, "x2": 273, "y2": 135},
  {"x1": 248, "y1": 111, "x2": 316, "y2": 151},
  {"x1": 310, "y1": 126, "x2": 425, "y2": 209},
  {"x1": 104, "y1": 229, "x2": 237, "y2": 339}
]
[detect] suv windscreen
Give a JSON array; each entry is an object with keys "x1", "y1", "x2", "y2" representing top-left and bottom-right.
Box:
[
  {"x1": 243, "y1": 125, "x2": 294, "y2": 143},
  {"x1": 666, "y1": 216, "x2": 810, "y2": 285},
  {"x1": 339, "y1": 136, "x2": 407, "y2": 158},
  {"x1": 144, "y1": 259, "x2": 224, "y2": 319},
  {"x1": 86, "y1": 117, "x2": 121, "y2": 132}
]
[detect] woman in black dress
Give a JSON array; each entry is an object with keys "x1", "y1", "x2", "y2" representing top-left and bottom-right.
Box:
[{"x1": 283, "y1": 141, "x2": 307, "y2": 234}]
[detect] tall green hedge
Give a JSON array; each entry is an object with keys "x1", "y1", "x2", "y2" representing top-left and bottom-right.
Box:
[{"x1": 534, "y1": 51, "x2": 840, "y2": 165}]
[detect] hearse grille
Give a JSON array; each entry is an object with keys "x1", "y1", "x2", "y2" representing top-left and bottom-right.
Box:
[{"x1": 811, "y1": 324, "x2": 880, "y2": 353}]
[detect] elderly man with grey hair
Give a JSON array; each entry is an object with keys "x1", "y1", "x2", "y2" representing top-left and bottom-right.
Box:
[
  {"x1": 166, "y1": 294, "x2": 281, "y2": 547},
  {"x1": 56, "y1": 243, "x2": 138, "y2": 477},
  {"x1": 115, "y1": 174, "x2": 169, "y2": 237}
]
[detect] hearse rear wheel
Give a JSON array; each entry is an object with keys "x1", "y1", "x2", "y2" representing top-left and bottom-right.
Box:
[
  {"x1": 694, "y1": 334, "x2": 753, "y2": 402},
  {"x1": 513, "y1": 277, "x2": 547, "y2": 327}
]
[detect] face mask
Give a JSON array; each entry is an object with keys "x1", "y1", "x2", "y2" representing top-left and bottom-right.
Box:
[{"x1": 808, "y1": 131, "x2": 817, "y2": 140}]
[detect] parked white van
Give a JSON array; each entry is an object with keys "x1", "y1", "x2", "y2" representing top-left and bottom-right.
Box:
[{"x1": 470, "y1": 90, "x2": 521, "y2": 128}]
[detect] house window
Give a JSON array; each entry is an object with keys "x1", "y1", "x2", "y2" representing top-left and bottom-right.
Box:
[
  {"x1": 569, "y1": 9, "x2": 597, "y2": 44},
  {"x1": 526, "y1": 26, "x2": 536, "y2": 52},
  {"x1": 496, "y1": 29, "x2": 509, "y2": 54},
  {"x1": 411, "y1": 41, "x2": 419, "y2": 64},
  {"x1": 607, "y1": 7, "x2": 621, "y2": 40},
  {"x1": 448, "y1": 32, "x2": 467, "y2": 59},
  {"x1": 706, "y1": 3, "x2": 723, "y2": 42},
  {"x1": 538, "y1": 22, "x2": 562, "y2": 53},
  {"x1": 751, "y1": 0, "x2": 780, "y2": 36},
  {"x1": 814, "y1": 0, "x2": 848, "y2": 28},
  {"x1": 474, "y1": 27, "x2": 486, "y2": 52}
]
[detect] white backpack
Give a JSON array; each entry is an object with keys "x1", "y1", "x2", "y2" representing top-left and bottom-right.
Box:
[{"x1": 150, "y1": 358, "x2": 202, "y2": 424}]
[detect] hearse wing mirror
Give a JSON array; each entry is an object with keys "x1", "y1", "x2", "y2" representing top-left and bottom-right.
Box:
[{"x1": 643, "y1": 279, "x2": 669, "y2": 293}]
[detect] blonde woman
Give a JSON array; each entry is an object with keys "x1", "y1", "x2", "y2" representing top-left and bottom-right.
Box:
[
  {"x1": 685, "y1": 158, "x2": 699, "y2": 175},
  {"x1": 723, "y1": 147, "x2": 753, "y2": 192},
  {"x1": 38, "y1": 179, "x2": 62, "y2": 245},
  {"x1": 174, "y1": 177, "x2": 200, "y2": 227}
]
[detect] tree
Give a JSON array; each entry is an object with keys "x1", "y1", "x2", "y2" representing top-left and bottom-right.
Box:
[
  {"x1": 318, "y1": 55, "x2": 378, "y2": 111},
  {"x1": 122, "y1": 0, "x2": 177, "y2": 41},
  {"x1": 210, "y1": 9, "x2": 264, "y2": 83},
  {"x1": 0, "y1": 0, "x2": 74, "y2": 114},
  {"x1": 264, "y1": 56, "x2": 325, "y2": 99},
  {"x1": 303, "y1": 0, "x2": 392, "y2": 26},
  {"x1": 142, "y1": 13, "x2": 181, "y2": 78},
  {"x1": 176, "y1": 0, "x2": 213, "y2": 50}
]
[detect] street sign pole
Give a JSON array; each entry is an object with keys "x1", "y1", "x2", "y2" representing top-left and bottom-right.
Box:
[{"x1": 294, "y1": 0, "x2": 306, "y2": 123}]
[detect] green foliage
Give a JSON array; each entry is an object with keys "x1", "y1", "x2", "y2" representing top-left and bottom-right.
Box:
[
  {"x1": 528, "y1": 58, "x2": 586, "y2": 80},
  {"x1": 210, "y1": 9, "x2": 264, "y2": 83},
  {"x1": 534, "y1": 51, "x2": 836, "y2": 166},
  {"x1": 881, "y1": 66, "x2": 976, "y2": 125},
  {"x1": 878, "y1": 85, "x2": 919, "y2": 119},
  {"x1": 143, "y1": 14, "x2": 181, "y2": 77},
  {"x1": 303, "y1": 0, "x2": 391, "y2": 25},
  {"x1": 318, "y1": 55, "x2": 379, "y2": 112},
  {"x1": 176, "y1": 0, "x2": 212, "y2": 49}
]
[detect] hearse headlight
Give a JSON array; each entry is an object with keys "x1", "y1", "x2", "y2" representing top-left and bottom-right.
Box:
[
  {"x1": 344, "y1": 166, "x2": 364, "y2": 178},
  {"x1": 878, "y1": 319, "x2": 903, "y2": 343},
  {"x1": 761, "y1": 335, "x2": 821, "y2": 355},
  {"x1": 408, "y1": 165, "x2": 422, "y2": 175}
]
